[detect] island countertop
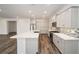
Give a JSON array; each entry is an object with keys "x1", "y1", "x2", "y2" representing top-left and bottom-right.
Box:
[
  {"x1": 53, "y1": 33, "x2": 79, "y2": 40},
  {"x1": 10, "y1": 32, "x2": 39, "y2": 39}
]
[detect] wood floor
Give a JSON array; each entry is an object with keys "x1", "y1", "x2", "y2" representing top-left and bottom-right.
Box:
[
  {"x1": 0, "y1": 32, "x2": 17, "y2": 54},
  {"x1": 39, "y1": 34, "x2": 60, "y2": 54},
  {"x1": 0, "y1": 33, "x2": 60, "y2": 54}
]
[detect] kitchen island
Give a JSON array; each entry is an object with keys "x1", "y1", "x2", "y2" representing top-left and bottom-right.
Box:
[
  {"x1": 11, "y1": 32, "x2": 39, "y2": 54},
  {"x1": 53, "y1": 33, "x2": 79, "y2": 54}
]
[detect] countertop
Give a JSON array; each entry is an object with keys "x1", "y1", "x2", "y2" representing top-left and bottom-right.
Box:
[
  {"x1": 10, "y1": 32, "x2": 39, "y2": 39},
  {"x1": 48, "y1": 29, "x2": 58, "y2": 32},
  {"x1": 53, "y1": 33, "x2": 79, "y2": 40}
]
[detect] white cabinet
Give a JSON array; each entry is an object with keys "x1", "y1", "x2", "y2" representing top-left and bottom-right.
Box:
[
  {"x1": 17, "y1": 19, "x2": 30, "y2": 34},
  {"x1": 26, "y1": 38, "x2": 38, "y2": 54},
  {"x1": 11, "y1": 32, "x2": 39, "y2": 54},
  {"x1": 53, "y1": 34, "x2": 79, "y2": 54},
  {"x1": 56, "y1": 13, "x2": 64, "y2": 27},
  {"x1": 53, "y1": 34, "x2": 64, "y2": 53},
  {"x1": 56, "y1": 7, "x2": 79, "y2": 28}
]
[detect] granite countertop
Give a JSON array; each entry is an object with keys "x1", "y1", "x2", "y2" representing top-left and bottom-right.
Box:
[
  {"x1": 10, "y1": 32, "x2": 39, "y2": 39},
  {"x1": 48, "y1": 29, "x2": 58, "y2": 32},
  {"x1": 53, "y1": 33, "x2": 79, "y2": 40}
]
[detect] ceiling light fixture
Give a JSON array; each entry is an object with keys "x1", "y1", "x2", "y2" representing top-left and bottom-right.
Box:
[
  {"x1": 44, "y1": 11, "x2": 47, "y2": 14},
  {"x1": 28, "y1": 10, "x2": 32, "y2": 14},
  {"x1": 32, "y1": 14, "x2": 35, "y2": 17}
]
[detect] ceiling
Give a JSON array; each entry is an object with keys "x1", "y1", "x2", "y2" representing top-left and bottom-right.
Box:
[{"x1": 0, "y1": 4, "x2": 66, "y2": 19}]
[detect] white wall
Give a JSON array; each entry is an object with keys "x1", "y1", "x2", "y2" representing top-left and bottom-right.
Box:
[
  {"x1": 8, "y1": 21, "x2": 16, "y2": 33},
  {"x1": 36, "y1": 19, "x2": 49, "y2": 33},
  {"x1": 0, "y1": 19, "x2": 8, "y2": 34}
]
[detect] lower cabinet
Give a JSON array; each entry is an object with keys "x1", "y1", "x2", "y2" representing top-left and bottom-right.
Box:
[
  {"x1": 26, "y1": 38, "x2": 38, "y2": 54},
  {"x1": 53, "y1": 34, "x2": 79, "y2": 54},
  {"x1": 17, "y1": 38, "x2": 38, "y2": 54}
]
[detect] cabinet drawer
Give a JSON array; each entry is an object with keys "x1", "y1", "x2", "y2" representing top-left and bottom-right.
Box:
[
  {"x1": 53, "y1": 35, "x2": 58, "y2": 47},
  {"x1": 53, "y1": 33, "x2": 79, "y2": 54},
  {"x1": 58, "y1": 37, "x2": 64, "y2": 53},
  {"x1": 53, "y1": 34, "x2": 64, "y2": 53},
  {"x1": 53, "y1": 35, "x2": 61, "y2": 49}
]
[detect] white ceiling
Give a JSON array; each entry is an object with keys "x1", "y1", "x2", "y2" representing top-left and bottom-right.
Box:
[{"x1": 0, "y1": 4, "x2": 66, "y2": 18}]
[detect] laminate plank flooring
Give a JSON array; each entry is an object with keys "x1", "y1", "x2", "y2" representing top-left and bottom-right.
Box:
[
  {"x1": 39, "y1": 34, "x2": 60, "y2": 54},
  {"x1": 0, "y1": 32, "x2": 17, "y2": 54},
  {"x1": 0, "y1": 33, "x2": 60, "y2": 54}
]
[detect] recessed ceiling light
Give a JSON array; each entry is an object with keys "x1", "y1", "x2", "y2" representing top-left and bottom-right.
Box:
[
  {"x1": 44, "y1": 11, "x2": 47, "y2": 14},
  {"x1": 32, "y1": 14, "x2": 35, "y2": 17},
  {"x1": 28, "y1": 10, "x2": 32, "y2": 14}
]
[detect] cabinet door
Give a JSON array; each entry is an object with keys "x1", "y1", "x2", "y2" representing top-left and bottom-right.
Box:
[
  {"x1": 61, "y1": 9, "x2": 71, "y2": 28},
  {"x1": 64, "y1": 9, "x2": 71, "y2": 28},
  {"x1": 77, "y1": 8, "x2": 79, "y2": 28},
  {"x1": 56, "y1": 15, "x2": 60, "y2": 27},
  {"x1": 57, "y1": 14, "x2": 63, "y2": 27},
  {"x1": 26, "y1": 38, "x2": 38, "y2": 54},
  {"x1": 59, "y1": 9, "x2": 71, "y2": 28},
  {"x1": 57, "y1": 10, "x2": 70, "y2": 27},
  {"x1": 58, "y1": 37, "x2": 65, "y2": 53},
  {"x1": 56, "y1": 37, "x2": 62, "y2": 51},
  {"x1": 53, "y1": 34, "x2": 64, "y2": 53},
  {"x1": 53, "y1": 34, "x2": 58, "y2": 47},
  {"x1": 60, "y1": 11, "x2": 66, "y2": 27},
  {"x1": 71, "y1": 8, "x2": 78, "y2": 28},
  {"x1": 57, "y1": 8, "x2": 79, "y2": 28},
  {"x1": 63, "y1": 8, "x2": 78, "y2": 28},
  {"x1": 57, "y1": 8, "x2": 71, "y2": 28}
]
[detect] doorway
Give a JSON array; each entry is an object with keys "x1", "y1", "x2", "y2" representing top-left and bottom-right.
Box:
[{"x1": 8, "y1": 21, "x2": 17, "y2": 36}]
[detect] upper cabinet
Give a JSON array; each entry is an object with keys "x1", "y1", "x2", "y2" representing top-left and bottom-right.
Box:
[
  {"x1": 49, "y1": 15, "x2": 56, "y2": 30},
  {"x1": 56, "y1": 7, "x2": 79, "y2": 28}
]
